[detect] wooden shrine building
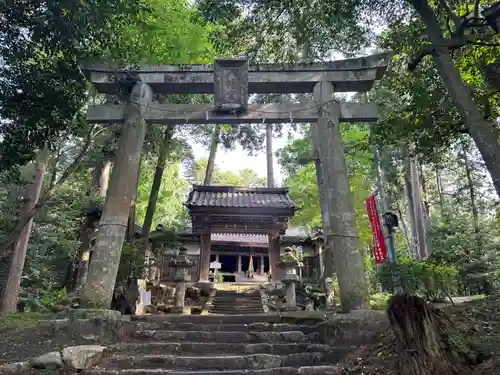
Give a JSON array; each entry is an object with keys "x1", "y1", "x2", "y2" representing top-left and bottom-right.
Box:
[{"x1": 149, "y1": 185, "x2": 326, "y2": 283}]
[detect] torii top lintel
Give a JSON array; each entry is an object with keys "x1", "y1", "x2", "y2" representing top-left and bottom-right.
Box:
[{"x1": 80, "y1": 52, "x2": 392, "y2": 95}]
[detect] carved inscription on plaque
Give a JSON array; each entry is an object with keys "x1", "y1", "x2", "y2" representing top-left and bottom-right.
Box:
[{"x1": 214, "y1": 59, "x2": 249, "y2": 113}]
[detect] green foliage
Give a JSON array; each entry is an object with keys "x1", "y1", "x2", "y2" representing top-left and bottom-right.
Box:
[
  {"x1": 280, "y1": 124, "x2": 373, "y2": 248},
  {"x1": 370, "y1": 1, "x2": 500, "y2": 163},
  {"x1": 0, "y1": 0, "x2": 151, "y2": 171},
  {"x1": 377, "y1": 258, "x2": 459, "y2": 301},
  {"x1": 189, "y1": 157, "x2": 267, "y2": 186},
  {"x1": 110, "y1": 0, "x2": 213, "y2": 64},
  {"x1": 196, "y1": 0, "x2": 372, "y2": 62},
  {"x1": 136, "y1": 160, "x2": 190, "y2": 230},
  {"x1": 370, "y1": 292, "x2": 392, "y2": 310}
]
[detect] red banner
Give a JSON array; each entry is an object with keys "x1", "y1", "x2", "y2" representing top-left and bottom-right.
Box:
[{"x1": 365, "y1": 193, "x2": 388, "y2": 264}]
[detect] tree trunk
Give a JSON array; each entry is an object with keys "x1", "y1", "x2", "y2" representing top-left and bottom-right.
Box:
[
  {"x1": 140, "y1": 126, "x2": 175, "y2": 258},
  {"x1": 387, "y1": 294, "x2": 482, "y2": 375},
  {"x1": 409, "y1": 154, "x2": 428, "y2": 259},
  {"x1": 0, "y1": 126, "x2": 100, "y2": 260},
  {"x1": 127, "y1": 156, "x2": 142, "y2": 243},
  {"x1": 0, "y1": 145, "x2": 49, "y2": 313},
  {"x1": 82, "y1": 82, "x2": 152, "y2": 309},
  {"x1": 94, "y1": 160, "x2": 112, "y2": 197},
  {"x1": 462, "y1": 143, "x2": 480, "y2": 233},
  {"x1": 435, "y1": 167, "x2": 446, "y2": 215},
  {"x1": 266, "y1": 123, "x2": 274, "y2": 188},
  {"x1": 404, "y1": 159, "x2": 418, "y2": 259},
  {"x1": 203, "y1": 125, "x2": 221, "y2": 185},
  {"x1": 48, "y1": 139, "x2": 64, "y2": 189},
  {"x1": 410, "y1": 0, "x2": 500, "y2": 199},
  {"x1": 418, "y1": 163, "x2": 430, "y2": 224},
  {"x1": 397, "y1": 206, "x2": 414, "y2": 257}
]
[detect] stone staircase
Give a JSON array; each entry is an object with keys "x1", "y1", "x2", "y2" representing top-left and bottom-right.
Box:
[
  {"x1": 83, "y1": 314, "x2": 342, "y2": 375},
  {"x1": 209, "y1": 290, "x2": 264, "y2": 315}
]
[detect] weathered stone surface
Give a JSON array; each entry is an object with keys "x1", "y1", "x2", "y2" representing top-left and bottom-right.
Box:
[
  {"x1": 0, "y1": 361, "x2": 29, "y2": 374},
  {"x1": 69, "y1": 309, "x2": 121, "y2": 321},
  {"x1": 35, "y1": 318, "x2": 70, "y2": 337},
  {"x1": 298, "y1": 365, "x2": 340, "y2": 374},
  {"x1": 279, "y1": 331, "x2": 307, "y2": 342},
  {"x1": 62, "y1": 345, "x2": 107, "y2": 369},
  {"x1": 81, "y1": 53, "x2": 392, "y2": 95},
  {"x1": 132, "y1": 330, "x2": 308, "y2": 343},
  {"x1": 30, "y1": 351, "x2": 63, "y2": 369},
  {"x1": 84, "y1": 369, "x2": 299, "y2": 375},
  {"x1": 246, "y1": 354, "x2": 282, "y2": 369},
  {"x1": 7, "y1": 307, "x2": 376, "y2": 375},
  {"x1": 87, "y1": 102, "x2": 378, "y2": 125},
  {"x1": 101, "y1": 354, "x2": 285, "y2": 370},
  {"x1": 282, "y1": 353, "x2": 323, "y2": 367},
  {"x1": 349, "y1": 309, "x2": 386, "y2": 321}
]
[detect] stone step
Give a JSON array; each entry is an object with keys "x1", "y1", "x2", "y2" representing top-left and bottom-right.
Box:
[
  {"x1": 84, "y1": 366, "x2": 339, "y2": 374},
  {"x1": 211, "y1": 303, "x2": 262, "y2": 307},
  {"x1": 208, "y1": 310, "x2": 264, "y2": 315},
  {"x1": 130, "y1": 330, "x2": 310, "y2": 343},
  {"x1": 213, "y1": 297, "x2": 261, "y2": 301},
  {"x1": 98, "y1": 353, "x2": 326, "y2": 370},
  {"x1": 108, "y1": 342, "x2": 336, "y2": 356},
  {"x1": 209, "y1": 308, "x2": 263, "y2": 313},
  {"x1": 130, "y1": 314, "x2": 286, "y2": 325},
  {"x1": 210, "y1": 306, "x2": 262, "y2": 309},
  {"x1": 211, "y1": 305, "x2": 263, "y2": 309},
  {"x1": 128, "y1": 322, "x2": 317, "y2": 334},
  {"x1": 213, "y1": 298, "x2": 262, "y2": 306}
]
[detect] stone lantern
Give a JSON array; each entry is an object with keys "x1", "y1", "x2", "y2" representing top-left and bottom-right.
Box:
[
  {"x1": 277, "y1": 247, "x2": 301, "y2": 310},
  {"x1": 169, "y1": 246, "x2": 193, "y2": 313}
]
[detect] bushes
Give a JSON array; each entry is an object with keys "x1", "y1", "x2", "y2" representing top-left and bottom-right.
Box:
[
  {"x1": 377, "y1": 258, "x2": 458, "y2": 301},
  {"x1": 370, "y1": 292, "x2": 392, "y2": 310}
]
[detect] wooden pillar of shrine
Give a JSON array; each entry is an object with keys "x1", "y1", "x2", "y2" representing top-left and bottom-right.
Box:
[
  {"x1": 268, "y1": 232, "x2": 281, "y2": 281},
  {"x1": 198, "y1": 230, "x2": 211, "y2": 281}
]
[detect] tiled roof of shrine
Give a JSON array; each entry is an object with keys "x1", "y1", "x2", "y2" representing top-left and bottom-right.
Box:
[{"x1": 185, "y1": 185, "x2": 296, "y2": 210}]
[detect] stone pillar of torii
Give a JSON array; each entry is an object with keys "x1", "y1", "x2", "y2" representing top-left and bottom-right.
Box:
[{"x1": 79, "y1": 53, "x2": 392, "y2": 312}]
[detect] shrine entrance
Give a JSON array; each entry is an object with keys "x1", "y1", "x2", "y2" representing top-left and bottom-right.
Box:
[
  {"x1": 186, "y1": 185, "x2": 295, "y2": 282},
  {"x1": 80, "y1": 53, "x2": 391, "y2": 311}
]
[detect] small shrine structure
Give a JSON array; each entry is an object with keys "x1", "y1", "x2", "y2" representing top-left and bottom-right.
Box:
[{"x1": 186, "y1": 185, "x2": 295, "y2": 281}]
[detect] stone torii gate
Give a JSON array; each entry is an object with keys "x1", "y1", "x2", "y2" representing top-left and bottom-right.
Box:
[{"x1": 80, "y1": 54, "x2": 391, "y2": 312}]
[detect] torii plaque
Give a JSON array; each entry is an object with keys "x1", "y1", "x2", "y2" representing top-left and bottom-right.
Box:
[{"x1": 214, "y1": 59, "x2": 249, "y2": 113}]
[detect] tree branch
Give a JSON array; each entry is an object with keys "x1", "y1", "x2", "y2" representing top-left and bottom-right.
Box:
[
  {"x1": 408, "y1": 37, "x2": 467, "y2": 71},
  {"x1": 438, "y1": 0, "x2": 462, "y2": 28},
  {"x1": 408, "y1": 34, "x2": 500, "y2": 71},
  {"x1": 0, "y1": 125, "x2": 103, "y2": 259},
  {"x1": 467, "y1": 41, "x2": 500, "y2": 47},
  {"x1": 473, "y1": 0, "x2": 480, "y2": 19}
]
